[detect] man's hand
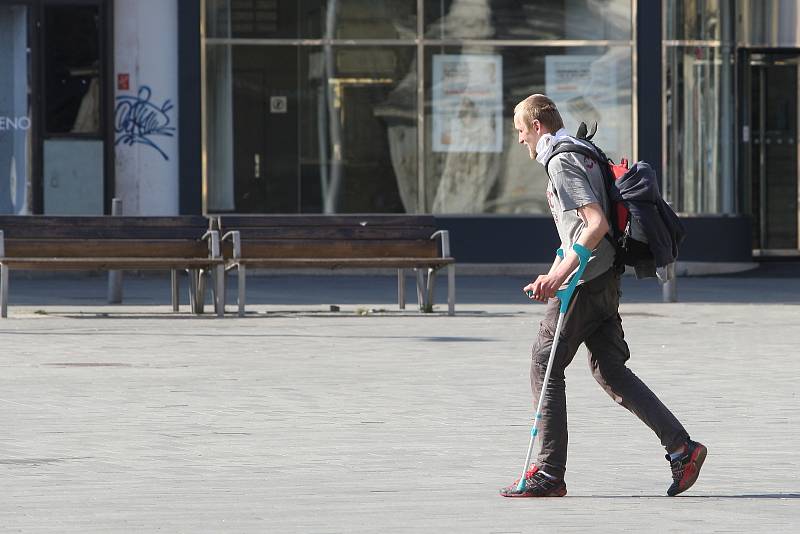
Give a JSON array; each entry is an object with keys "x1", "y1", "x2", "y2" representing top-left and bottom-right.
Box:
[
  {"x1": 523, "y1": 272, "x2": 567, "y2": 303},
  {"x1": 523, "y1": 202, "x2": 606, "y2": 303}
]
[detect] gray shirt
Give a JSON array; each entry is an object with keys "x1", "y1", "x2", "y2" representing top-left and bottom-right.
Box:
[{"x1": 545, "y1": 145, "x2": 616, "y2": 284}]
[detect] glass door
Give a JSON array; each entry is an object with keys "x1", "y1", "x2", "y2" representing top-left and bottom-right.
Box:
[
  {"x1": 0, "y1": 3, "x2": 32, "y2": 214},
  {"x1": 742, "y1": 52, "x2": 800, "y2": 252},
  {"x1": 40, "y1": 0, "x2": 107, "y2": 215}
]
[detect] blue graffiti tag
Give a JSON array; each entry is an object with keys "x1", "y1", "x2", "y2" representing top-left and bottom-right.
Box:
[{"x1": 115, "y1": 86, "x2": 175, "y2": 161}]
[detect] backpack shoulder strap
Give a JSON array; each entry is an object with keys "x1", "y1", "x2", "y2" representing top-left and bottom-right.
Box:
[
  {"x1": 544, "y1": 140, "x2": 623, "y2": 259},
  {"x1": 544, "y1": 141, "x2": 605, "y2": 173}
]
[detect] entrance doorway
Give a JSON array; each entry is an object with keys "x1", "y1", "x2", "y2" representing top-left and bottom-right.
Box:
[
  {"x1": 0, "y1": 0, "x2": 111, "y2": 215},
  {"x1": 742, "y1": 52, "x2": 800, "y2": 252}
]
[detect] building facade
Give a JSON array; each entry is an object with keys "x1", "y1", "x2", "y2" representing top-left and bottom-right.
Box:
[{"x1": 0, "y1": 1, "x2": 798, "y2": 267}]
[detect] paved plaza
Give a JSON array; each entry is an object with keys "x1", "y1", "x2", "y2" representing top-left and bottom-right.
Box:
[{"x1": 0, "y1": 272, "x2": 799, "y2": 532}]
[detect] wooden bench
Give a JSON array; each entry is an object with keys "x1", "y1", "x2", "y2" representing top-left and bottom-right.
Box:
[
  {"x1": 213, "y1": 215, "x2": 455, "y2": 316},
  {"x1": 0, "y1": 216, "x2": 225, "y2": 318}
]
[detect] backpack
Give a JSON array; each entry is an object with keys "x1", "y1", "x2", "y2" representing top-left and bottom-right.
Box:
[{"x1": 544, "y1": 123, "x2": 685, "y2": 279}]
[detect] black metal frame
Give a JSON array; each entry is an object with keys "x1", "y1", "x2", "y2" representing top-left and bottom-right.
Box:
[
  {"x1": 636, "y1": 0, "x2": 661, "y2": 185},
  {"x1": 178, "y1": 0, "x2": 202, "y2": 215}
]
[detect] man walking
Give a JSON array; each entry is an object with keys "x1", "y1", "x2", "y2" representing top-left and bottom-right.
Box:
[{"x1": 500, "y1": 94, "x2": 706, "y2": 498}]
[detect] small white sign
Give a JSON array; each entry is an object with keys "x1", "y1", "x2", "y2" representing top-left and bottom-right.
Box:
[
  {"x1": 270, "y1": 96, "x2": 287, "y2": 114},
  {"x1": 432, "y1": 54, "x2": 503, "y2": 153}
]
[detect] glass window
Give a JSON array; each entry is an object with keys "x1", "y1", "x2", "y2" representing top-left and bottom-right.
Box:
[
  {"x1": 664, "y1": 45, "x2": 735, "y2": 214},
  {"x1": 43, "y1": 5, "x2": 101, "y2": 135},
  {"x1": 203, "y1": 2, "x2": 635, "y2": 215},
  {"x1": 423, "y1": 45, "x2": 632, "y2": 214},
  {"x1": 206, "y1": 0, "x2": 417, "y2": 40},
  {"x1": 0, "y1": 4, "x2": 32, "y2": 214},
  {"x1": 206, "y1": 44, "x2": 417, "y2": 213},
  {"x1": 663, "y1": 2, "x2": 736, "y2": 215},
  {"x1": 665, "y1": 0, "x2": 725, "y2": 41},
  {"x1": 424, "y1": 0, "x2": 632, "y2": 41}
]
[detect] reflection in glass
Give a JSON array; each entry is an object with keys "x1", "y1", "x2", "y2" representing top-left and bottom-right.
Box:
[
  {"x1": 425, "y1": 0, "x2": 631, "y2": 41},
  {"x1": 44, "y1": 5, "x2": 100, "y2": 134},
  {"x1": 206, "y1": 43, "x2": 235, "y2": 211},
  {"x1": 203, "y1": 1, "x2": 635, "y2": 215},
  {"x1": 665, "y1": 0, "x2": 723, "y2": 41},
  {"x1": 206, "y1": 44, "x2": 417, "y2": 213},
  {"x1": 421, "y1": 45, "x2": 632, "y2": 214},
  {"x1": 665, "y1": 45, "x2": 735, "y2": 214},
  {"x1": 0, "y1": 5, "x2": 31, "y2": 214},
  {"x1": 205, "y1": 0, "x2": 417, "y2": 40}
]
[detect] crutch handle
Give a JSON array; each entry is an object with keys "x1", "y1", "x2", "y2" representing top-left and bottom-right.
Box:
[{"x1": 555, "y1": 243, "x2": 592, "y2": 313}]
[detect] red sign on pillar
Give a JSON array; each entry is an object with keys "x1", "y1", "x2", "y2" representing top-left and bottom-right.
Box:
[{"x1": 118, "y1": 73, "x2": 130, "y2": 91}]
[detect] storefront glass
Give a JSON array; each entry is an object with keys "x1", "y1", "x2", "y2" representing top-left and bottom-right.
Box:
[
  {"x1": 665, "y1": 0, "x2": 723, "y2": 41},
  {"x1": 424, "y1": 0, "x2": 631, "y2": 40},
  {"x1": 204, "y1": 0, "x2": 633, "y2": 214},
  {"x1": 664, "y1": 0, "x2": 735, "y2": 214},
  {"x1": 206, "y1": 43, "x2": 416, "y2": 213},
  {"x1": 206, "y1": 0, "x2": 417, "y2": 40},
  {"x1": 0, "y1": 4, "x2": 31, "y2": 215},
  {"x1": 421, "y1": 45, "x2": 631, "y2": 214}
]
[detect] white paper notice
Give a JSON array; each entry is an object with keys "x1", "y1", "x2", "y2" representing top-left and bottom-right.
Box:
[
  {"x1": 545, "y1": 54, "x2": 619, "y2": 156},
  {"x1": 432, "y1": 54, "x2": 503, "y2": 153}
]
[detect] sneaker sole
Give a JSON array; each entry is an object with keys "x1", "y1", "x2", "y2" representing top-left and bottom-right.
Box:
[
  {"x1": 669, "y1": 444, "x2": 707, "y2": 496},
  {"x1": 500, "y1": 486, "x2": 567, "y2": 498}
]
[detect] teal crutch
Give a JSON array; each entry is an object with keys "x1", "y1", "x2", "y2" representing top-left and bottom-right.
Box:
[{"x1": 517, "y1": 243, "x2": 592, "y2": 491}]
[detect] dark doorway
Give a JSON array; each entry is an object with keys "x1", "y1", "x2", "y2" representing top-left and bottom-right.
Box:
[{"x1": 742, "y1": 52, "x2": 800, "y2": 251}]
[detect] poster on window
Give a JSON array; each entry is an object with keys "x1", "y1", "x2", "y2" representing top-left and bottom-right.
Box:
[
  {"x1": 432, "y1": 54, "x2": 503, "y2": 153},
  {"x1": 545, "y1": 55, "x2": 620, "y2": 157}
]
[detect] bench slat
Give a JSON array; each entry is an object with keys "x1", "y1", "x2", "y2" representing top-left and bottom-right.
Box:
[
  {"x1": 231, "y1": 226, "x2": 436, "y2": 241},
  {"x1": 217, "y1": 215, "x2": 436, "y2": 228},
  {"x1": 0, "y1": 216, "x2": 209, "y2": 228},
  {"x1": 0, "y1": 228, "x2": 209, "y2": 239},
  {"x1": 0, "y1": 216, "x2": 210, "y2": 239},
  {"x1": 233, "y1": 257, "x2": 454, "y2": 268},
  {"x1": 239, "y1": 240, "x2": 439, "y2": 259},
  {"x1": 0, "y1": 258, "x2": 223, "y2": 270},
  {"x1": 4, "y1": 240, "x2": 211, "y2": 258}
]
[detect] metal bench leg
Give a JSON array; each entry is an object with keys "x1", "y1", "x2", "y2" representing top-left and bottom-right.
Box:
[
  {"x1": 189, "y1": 269, "x2": 205, "y2": 315},
  {"x1": 214, "y1": 264, "x2": 225, "y2": 318},
  {"x1": 238, "y1": 264, "x2": 246, "y2": 317},
  {"x1": 187, "y1": 269, "x2": 197, "y2": 313},
  {"x1": 397, "y1": 269, "x2": 406, "y2": 310},
  {"x1": 1, "y1": 264, "x2": 8, "y2": 319},
  {"x1": 415, "y1": 269, "x2": 426, "y2": 311},
  {"x1": 196, "y1": 270, "x2": 207, "y2": 315},
  {"x1": 171, "y1": 269, "x2": 179, "y2": 312},
  {"x1": 447, "y1": 263, "x2": 455, "y2": 316},
  {"x1": 425, "y1": 268, "x2": 436, "y2": 313},
  {"x1": 662, "y1": 263, "x2": 677, "y2": 303}
]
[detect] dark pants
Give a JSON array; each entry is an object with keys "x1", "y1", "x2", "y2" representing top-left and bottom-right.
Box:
[{"x1": 530, "y1": 267, "x2": 689, "y2": 479}]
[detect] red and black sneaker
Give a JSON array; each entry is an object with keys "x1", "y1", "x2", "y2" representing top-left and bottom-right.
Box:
[
  {"x1": 666, "y1": 439, "x2": 707, "y2": 496},
  {"x1": 500, "y1": 465, "x2": 567, "y2": 498}
]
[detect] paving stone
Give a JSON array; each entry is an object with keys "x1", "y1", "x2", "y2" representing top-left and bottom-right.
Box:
[{"x1": 0, "y1": 274, "x2": 798, "y2": 532}]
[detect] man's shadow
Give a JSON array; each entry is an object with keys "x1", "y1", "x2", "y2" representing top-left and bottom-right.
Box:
[{"x1": 569, "y1": 493, "x2": 800, "y2": 499}]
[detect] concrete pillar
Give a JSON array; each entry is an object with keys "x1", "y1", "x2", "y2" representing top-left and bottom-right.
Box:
[{"x1": 114, "y1": 0, "x2": 179, "y2": 215}]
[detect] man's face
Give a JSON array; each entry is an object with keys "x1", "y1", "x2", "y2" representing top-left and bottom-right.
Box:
[{"x1": 514, "y1": 113, "x2": 542, "y2": 160}]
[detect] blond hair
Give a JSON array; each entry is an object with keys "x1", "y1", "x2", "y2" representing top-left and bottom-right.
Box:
[{"x1": 514, "y1": 94, "x2": 564, "y2": 132}]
